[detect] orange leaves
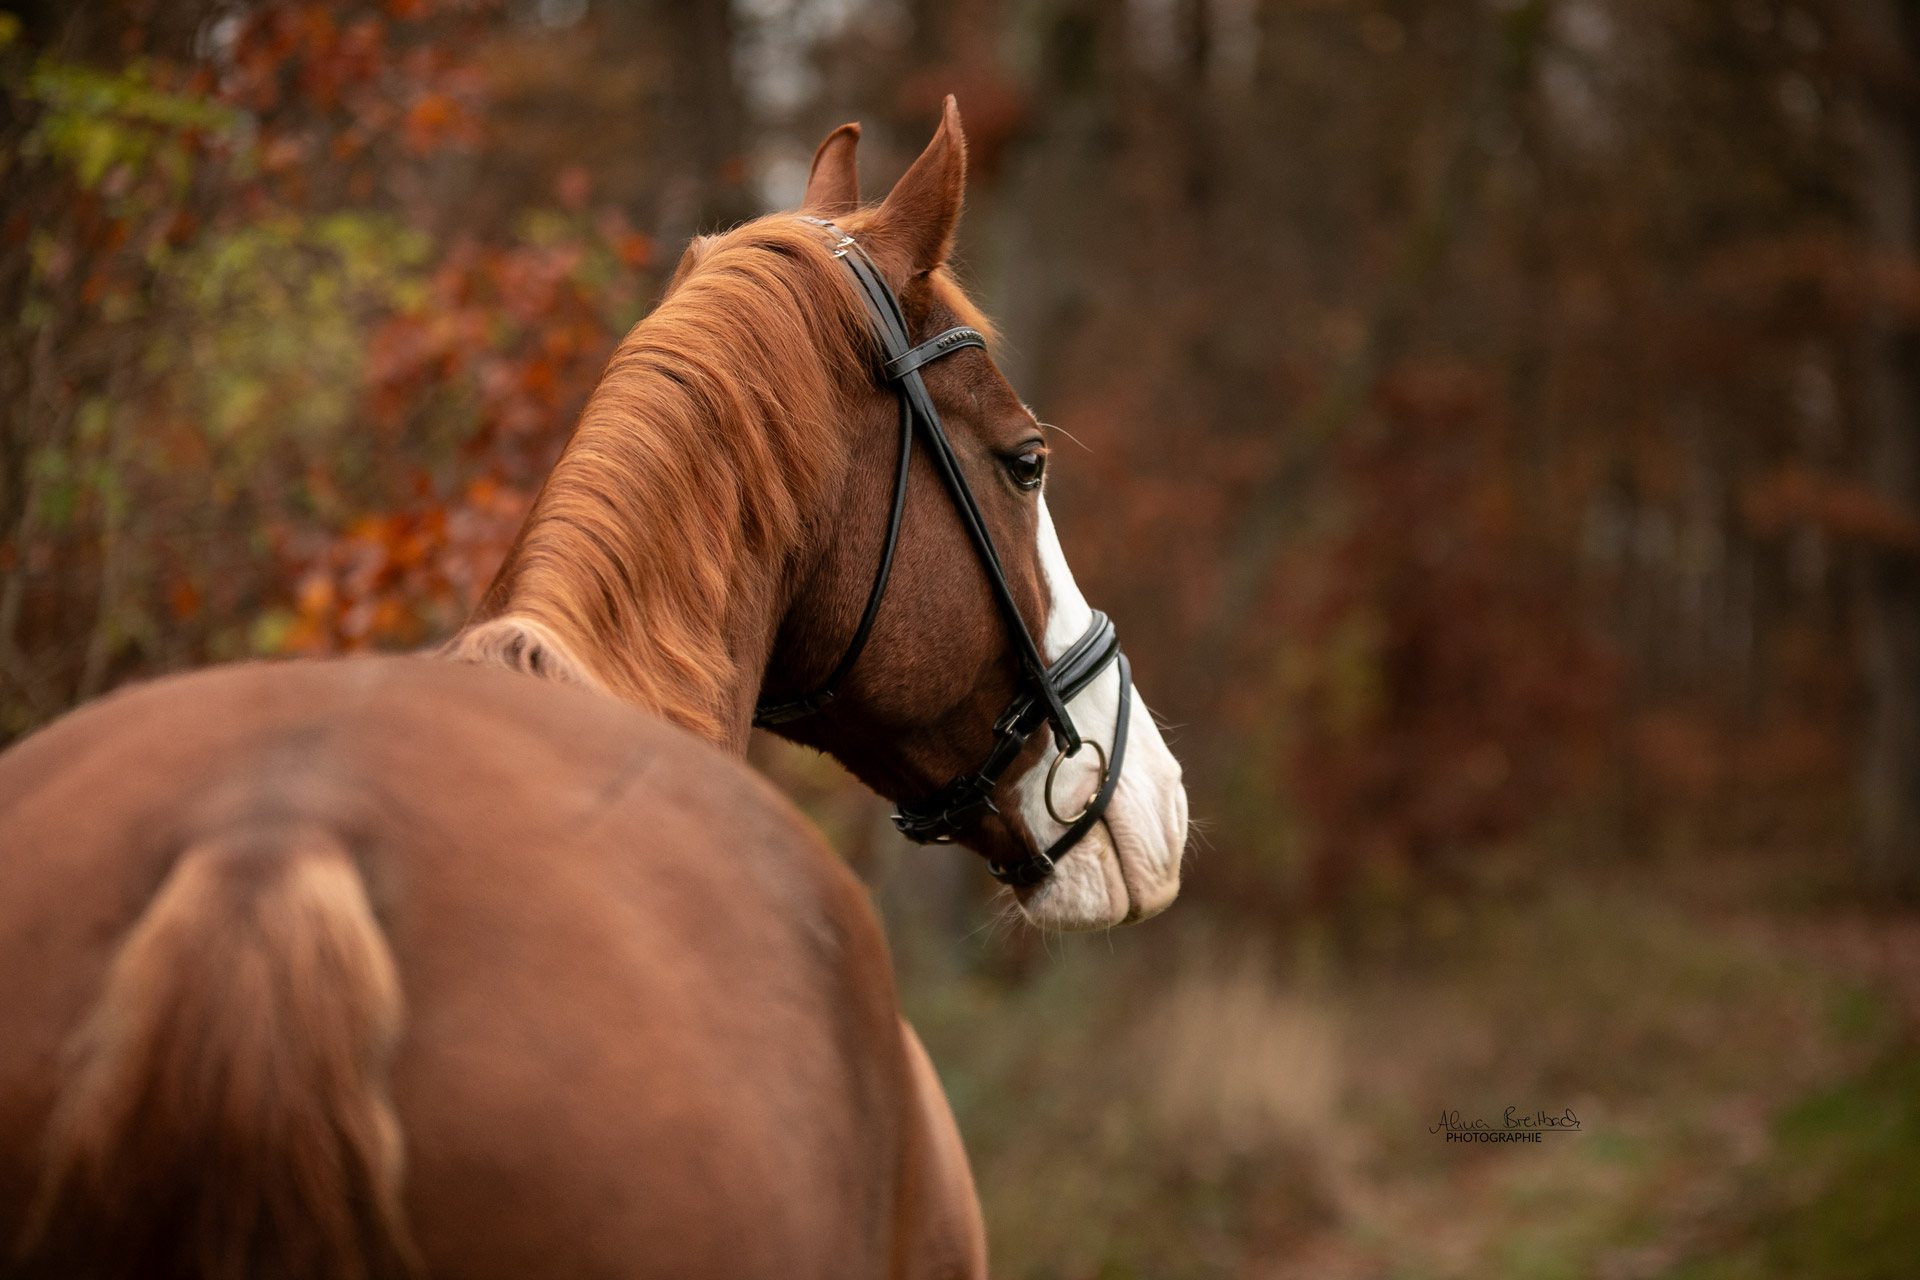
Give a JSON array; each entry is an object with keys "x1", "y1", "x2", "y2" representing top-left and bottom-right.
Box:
[
  {"x1": 613, "y1": 231, "x2": 653, "y2": 270},
  {"x1": 403, "y1": 90, "x2": 478, "y2": 154},
  {"x1": 2, "y1": 0, "x2": 633, "y2": 723},
  {"x1": 289, "y1": 202, "x2": 636, "y2": 654},
  {"x1": 1271, "y1": 373, "x2": 1618, "y2": 897},
  {"x1": 222, "y1": 1, "x2": 491, "y2": 200},
  {"x1": 1631, "y1": 707, "x2": 1845, "y2": 808},
  {"x1": 282, "y1": 478, "x2": 534, "y2": 654},
  {"x1": 362, "y1": 231, "x2": 623, "y2": 452},
  {"x1": 1744, "y1": 465, "x2": 1920, "y2": 552},
  {"x1": 167, "y1": 578, "x2": 202, "y2": 622},
  {"x1": 3, "y1": 0, "x2": 633, "y2": 670},
  {"x1": 285, "y1": 504, "x2": 449, "y2": 651},
  {"x1": 519, "y1": 357, "x2": 557, "y2": 400}
]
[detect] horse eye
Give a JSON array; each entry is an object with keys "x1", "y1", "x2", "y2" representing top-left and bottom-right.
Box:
[{"x1": 1006, "y1": 449, "x2": 1046, "y2": 491}]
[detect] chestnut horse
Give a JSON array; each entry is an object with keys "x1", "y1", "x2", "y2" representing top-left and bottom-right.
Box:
[{"x1": 0, "y1": 101, "x2": 1186, "y2": 1280}]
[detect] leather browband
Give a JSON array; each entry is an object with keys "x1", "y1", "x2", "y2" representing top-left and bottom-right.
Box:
[{"x1": 884, "y1": 327, "x2": 987, "y2": 381}]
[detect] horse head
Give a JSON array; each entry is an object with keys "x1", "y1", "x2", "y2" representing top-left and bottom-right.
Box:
[{"x1": 754, "y1": 101, "x2": 1188, "y2": 930}]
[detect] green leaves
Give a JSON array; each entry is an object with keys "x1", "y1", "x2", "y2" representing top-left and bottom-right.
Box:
[{"x1": 22, "y1": 60, "x2": 237, "y2": 197}]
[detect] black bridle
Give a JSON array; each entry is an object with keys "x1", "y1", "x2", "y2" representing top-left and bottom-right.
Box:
[{"x1": 752, "y1": 218, "x2": 1132, "y2": 888}]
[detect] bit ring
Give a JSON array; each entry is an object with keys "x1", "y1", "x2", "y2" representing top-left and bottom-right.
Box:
[{"x1": 1044, "y1": 739, "x2": 1108, "y2": 827}]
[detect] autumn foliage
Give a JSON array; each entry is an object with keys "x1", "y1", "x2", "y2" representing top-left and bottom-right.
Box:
[{"x1": 0, "y1": 1, "x2": 651, "y2": 708}]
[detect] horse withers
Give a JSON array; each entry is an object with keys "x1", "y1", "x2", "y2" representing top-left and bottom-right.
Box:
[{"x1": 0, "y1": 99, "x2": 1187, "y2": 1278}]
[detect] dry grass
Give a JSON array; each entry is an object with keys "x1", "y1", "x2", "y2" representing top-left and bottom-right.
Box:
[{"x1": 880, "y1": 851, "x2": 1916, "y2": 1279}]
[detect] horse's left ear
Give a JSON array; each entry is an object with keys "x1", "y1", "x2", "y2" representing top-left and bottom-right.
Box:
[
  {"x1": 802, "y1": 123, "x2": 861, "y2": 215},
  {"x1": 867, "y1": 95, "x2": 966, "y2": 277}
]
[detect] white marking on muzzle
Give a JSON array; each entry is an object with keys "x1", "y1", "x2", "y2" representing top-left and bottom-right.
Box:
[{"x1": 1012, "y1": 497, "x2": 1187, "y2": 925}]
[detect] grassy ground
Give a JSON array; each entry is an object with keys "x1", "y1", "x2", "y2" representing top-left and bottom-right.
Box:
[{"x1": 867, "y1": 844, "x2": 1920, "y2": 1279}]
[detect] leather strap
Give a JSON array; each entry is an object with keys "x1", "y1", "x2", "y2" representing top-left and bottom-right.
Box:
[
  {"x1": 884, "y1": 327, "x2": 987, "y2": 381},
  {"x1": 752, "y1": 392, "x2": 913, "y2": 727}
]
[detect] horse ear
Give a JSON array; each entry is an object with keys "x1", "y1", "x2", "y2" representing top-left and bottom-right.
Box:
[
  {"x1": 801, "y1": 123, "x2": 861, "y2": 216},
  {"x1": 867, "y1": 95, "x2": 966, "y2": 276}
]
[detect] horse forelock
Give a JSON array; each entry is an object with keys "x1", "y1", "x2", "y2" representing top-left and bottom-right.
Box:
[{"x1": 469, "y1": 216, "x2": 878, "y2": 741}]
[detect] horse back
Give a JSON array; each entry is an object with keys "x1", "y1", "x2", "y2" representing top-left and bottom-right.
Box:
[{"x1": 0, "y1": 657, "x2": 957, "y2": 1279}]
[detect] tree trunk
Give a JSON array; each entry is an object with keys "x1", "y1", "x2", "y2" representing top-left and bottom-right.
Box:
[
  {"x1": 1856, "y1": 0, "x2": 1920, "y2": 897},
  {"x1": 653, "y1": 0, "x2": 757, "y2": 235}
]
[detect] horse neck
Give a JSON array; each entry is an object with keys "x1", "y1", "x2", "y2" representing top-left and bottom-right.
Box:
[{"x1": 446, "y1": 306, "x2": 853, "y2": 755}]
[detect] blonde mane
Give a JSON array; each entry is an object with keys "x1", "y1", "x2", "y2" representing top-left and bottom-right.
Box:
[{"x1": 446, "y1": 217, "x2": 873, "y2": 740}]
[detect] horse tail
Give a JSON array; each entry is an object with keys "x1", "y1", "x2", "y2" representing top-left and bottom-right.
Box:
[{"x1": 20, "y1": 827, "x2": 420, "y2": 1280}]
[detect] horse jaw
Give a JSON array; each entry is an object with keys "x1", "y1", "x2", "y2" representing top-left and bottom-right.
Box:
[{"x1": 1007, "y1": 497, "x2": 1187, "y2": 931}]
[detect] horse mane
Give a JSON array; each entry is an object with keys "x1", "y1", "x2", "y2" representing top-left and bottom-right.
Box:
[{"x1": 444, "y1": 213, "x2": 995, "y2": 743}]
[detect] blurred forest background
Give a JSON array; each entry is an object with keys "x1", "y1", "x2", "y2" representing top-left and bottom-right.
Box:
[{"x1": 4, "y1": 0, "x2": 1920, "y2": 1275}]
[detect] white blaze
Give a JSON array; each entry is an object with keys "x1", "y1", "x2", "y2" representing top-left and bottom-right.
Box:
[{"x1": 1011, "y1": 497, "x2": 1187, "y2": 927}]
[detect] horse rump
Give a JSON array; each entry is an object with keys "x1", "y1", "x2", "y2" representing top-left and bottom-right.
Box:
[{"x1": 17, "y1": 826, "x2": 419, "y2": 1280}]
